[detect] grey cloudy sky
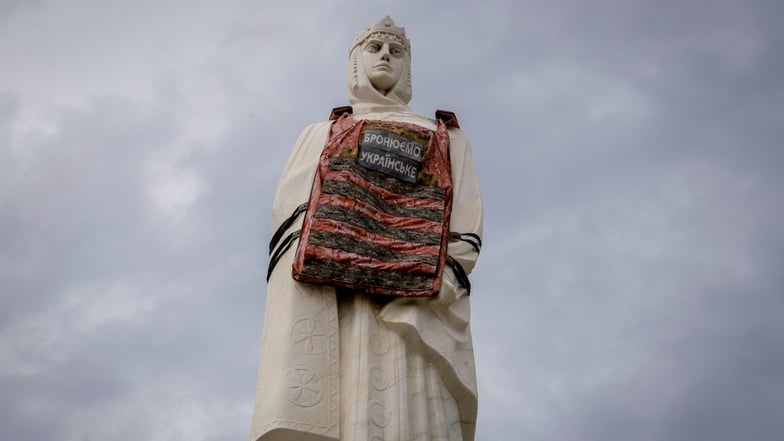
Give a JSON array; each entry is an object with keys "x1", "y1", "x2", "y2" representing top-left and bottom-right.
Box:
[{"x1": 2, "y1": 0, "x2": 783, "y2": 440}]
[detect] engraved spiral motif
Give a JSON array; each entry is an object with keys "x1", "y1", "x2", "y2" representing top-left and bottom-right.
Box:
[
  {"x1": 369, "y1": 333, "x2": 390, "y2": 355},
  {"x1": 369, "y1": 400, "x2": 392, "y2": 428},
  {"x1": 369, "y1": 366, "x2": 390, "y2": 391}
]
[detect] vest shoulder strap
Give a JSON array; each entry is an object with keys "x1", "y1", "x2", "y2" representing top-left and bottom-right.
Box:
[
  {"x1": 435, "y1": 109, "x2": 460, "y2": 128},
  {"x1": 329, "y1": 106, "x2": 353, "y2": 120}
]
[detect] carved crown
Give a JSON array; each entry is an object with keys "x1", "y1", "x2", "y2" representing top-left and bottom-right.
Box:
[{"x1": 351, "y1": 15, "x2": 410, "y2": 53}]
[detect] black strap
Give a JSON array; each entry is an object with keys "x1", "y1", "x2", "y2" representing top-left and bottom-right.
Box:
[
  {"x1": 450, "y1": 232, "x2": 482, "y2": 254},
  {"x1": 266, "y1": 203, "x2": 308, "y2": 282},
  {"x1": 269, "y1": 203, "x2": 308, "y2": 254},
  {"x1": 267, "y1": 230, "x2": 301, "y2": 282},
  {"x1": 446, "y1": 255, "x2": 471, "y2": 296},
  {"x1": 446, "y1": 232, "x2": 480, "y2": 295}
]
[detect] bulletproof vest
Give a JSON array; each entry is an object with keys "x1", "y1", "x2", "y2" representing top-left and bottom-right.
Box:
[{"x1": 268, "y1": 108, "x2": 476, "y2": 297}]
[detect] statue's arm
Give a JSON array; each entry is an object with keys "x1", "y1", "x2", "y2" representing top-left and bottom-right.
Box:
[
  {"x1": 429, "y1": 130, "x2": 482, "y2": 309},
  {"x1": 447, "y1": 130, "x2": 483, "y2": 277}
]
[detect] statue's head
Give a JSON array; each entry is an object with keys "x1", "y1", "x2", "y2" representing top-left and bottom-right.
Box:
[{"x1": 348, "y1": 16, "x2": 412, "y2": 112}]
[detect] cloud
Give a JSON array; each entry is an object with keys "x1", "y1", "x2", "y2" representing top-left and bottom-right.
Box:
[{"x1": 0, "y1": 51, "x2": 272, "y2": 439}]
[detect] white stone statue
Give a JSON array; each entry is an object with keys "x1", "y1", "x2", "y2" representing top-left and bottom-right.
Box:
[{"x1": 249, "y1": 16, "x2": 483, "y2": 441}]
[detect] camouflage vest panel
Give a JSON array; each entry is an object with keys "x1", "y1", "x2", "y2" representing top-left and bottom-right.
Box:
[{"x1": 292, "y1": 112, "x2": 453, "y2": 297}]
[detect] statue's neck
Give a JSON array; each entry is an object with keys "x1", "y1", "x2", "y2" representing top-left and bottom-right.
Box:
[{"x1": 351, "y1": 101, "x2": 410, "y2": 116}]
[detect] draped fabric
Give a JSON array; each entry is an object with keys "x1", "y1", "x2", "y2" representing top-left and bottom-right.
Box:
[{"x1": 249, "y1": 28, "x2": 482, "y2": 441}]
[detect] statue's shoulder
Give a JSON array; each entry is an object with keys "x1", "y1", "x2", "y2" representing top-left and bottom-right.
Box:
[{"x1": 293, "y1": 120, "x2": 334, "y2": 147}]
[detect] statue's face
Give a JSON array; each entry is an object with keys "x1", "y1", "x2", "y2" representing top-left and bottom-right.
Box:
[{"x1": 361, "y1": 33, "x2": 405, "y2": 92}]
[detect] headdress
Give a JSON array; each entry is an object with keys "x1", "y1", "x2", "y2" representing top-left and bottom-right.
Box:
[{"x1": 351, "y1": 15, "x2": 410, "y2": 54}]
